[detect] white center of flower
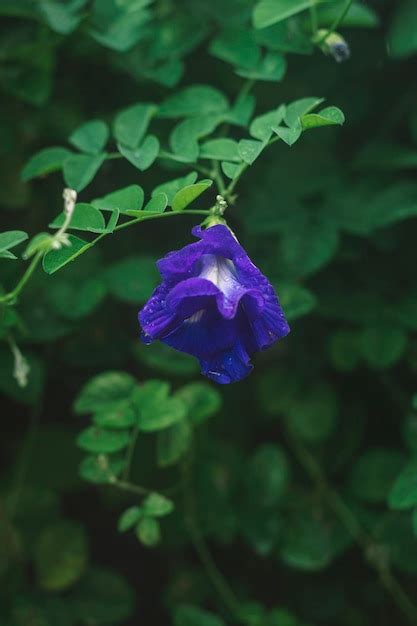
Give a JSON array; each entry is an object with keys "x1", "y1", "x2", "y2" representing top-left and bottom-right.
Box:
[
  {"x1": 185, "y1": 255, "x2": 238, "y2": 324},
  {"x1": 199, "y1": 254, "x2": 238, "y2": 295}
]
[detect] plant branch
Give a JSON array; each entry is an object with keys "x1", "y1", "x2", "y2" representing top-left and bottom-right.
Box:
[
  {"x1": 283, "y1": 423, "x2": 417, "y2": 625},
  {"x1": 0, "y1": 209, "x2": 212, "y2": 305},
  {"x1": 123, "y1": 424, "x2": 140, "y2": 481},
  {"x1": 181, "y1": 450, "x2": 245, "y2": 624},
  {"x1": 0, "y1": 251, "x2": 43, "y2": 304},
  {"x1": 315, "y1": 0, "x2": 354, "y2": 45}
]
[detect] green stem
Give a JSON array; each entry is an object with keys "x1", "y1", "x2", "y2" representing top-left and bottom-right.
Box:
[
  {"x1": 315, "y1": 0, "x2": 353, "y2": 45},
  {"x1": 0, "y1": 209, "x2": 212, "y2": 304},
  {"x1": 223, "y1": 135, "x2": 281, "y2": 203},
  {"x1": 123, "y1": 424, "x2": 140, "y2": 481},
  {"x1": 0, "y1": 251, "x2": 43, "y2": 304},
  {"x1": 9, "y1": 400, "x2": 42, "y2": 518},
  {"x1": 284, "y1": 424, "x2": 417, "y2": 625},
  {"x1": 237, "y1": 78, "x2": 255, "y2": 102},
  {"x1": 111, "y1": 479, "x2": 152, "y2": 497},
  {"x1": 181, "y1": 452, "x2": 244, "y2": 624},
  {"x1": 212, "y1": 160, "x2": 227, "y2": 197}
]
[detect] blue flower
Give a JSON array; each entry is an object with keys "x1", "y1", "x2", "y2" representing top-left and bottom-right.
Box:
[{"x1": 139, "y1": 225, "x2": 290, "y2": 384}]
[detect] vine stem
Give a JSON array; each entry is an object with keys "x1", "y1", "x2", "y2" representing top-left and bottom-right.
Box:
[
  {"x1": 0, "y1": 251, "x2": 43, "y2": 304},
  {"x1": 181, "y1": 451, "x2": 245, "y2": 624},
  {"x1": 111, "y1": 479, "x2": 152, "y2": 497},
  {"x1": 123, "y1": 424, "x2": 140, "y2": 481},
  {"x1": 315, "y1": 0, "x2": 354, "y2": 45},
  {"x1": 9, "y1": 400, "x2": 42, "y2": 518},
  {"x1": 0, "y1": 209, "x2": 212, "y2": 305},
  {"x1": 283, "y1": 424, "x2": 417, "y2": 625}
]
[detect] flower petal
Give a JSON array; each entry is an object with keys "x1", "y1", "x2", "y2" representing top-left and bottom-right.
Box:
[
  {"x1": 157, "y1": 225, "x2": 243, "y2": 282},
  {"x1": 199, "y1": 339, "x2": 253, "y2": 384},
  {"x1": 139, "y1": 281, "x2": 178, "y2": 342},
  {"x1": 161, "y1": 309, "x2": 239, "y2": 360}
]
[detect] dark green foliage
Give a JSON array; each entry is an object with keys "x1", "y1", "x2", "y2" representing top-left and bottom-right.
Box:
[{"x1": 2, "y1": 1, "x2": 417, "y2": 625}]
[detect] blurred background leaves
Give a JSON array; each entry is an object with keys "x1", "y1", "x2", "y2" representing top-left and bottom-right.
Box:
[{"x1": 2, "y1": 1, "x2": 417, "y2": 625}]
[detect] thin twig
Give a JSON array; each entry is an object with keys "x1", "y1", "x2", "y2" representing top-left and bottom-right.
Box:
[
  {"x1": 283, "y1": 423, "x2": 417, "y2": 625},
  {"x1": 181, "y1": 450, "x2": 244, "y2": 623}
]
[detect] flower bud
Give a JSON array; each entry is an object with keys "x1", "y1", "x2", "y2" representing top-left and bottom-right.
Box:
[{"x1": 317, "y1": 30, "x2": 350, "y2": 63}]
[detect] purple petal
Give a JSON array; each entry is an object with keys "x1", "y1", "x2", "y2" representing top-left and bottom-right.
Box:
[
  {"x1": 200, "y1": 339, "x2": 253, "y2": 384},
  {"x1": 138, "y1": 225, "x2": 290, "y2": 384}
]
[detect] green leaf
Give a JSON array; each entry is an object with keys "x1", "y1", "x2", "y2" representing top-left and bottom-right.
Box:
[
  {"x1": 316, "y1": 2, "x2": 380, "y2": 28},
  {"x1": 23, "y1": 232, "x2": 53, "y2": 259},
  {"x1": 284, "y1": 97, "x2": 325, "y2": 127},
  {"x1": 278, "y1": 283, "x2": 317, "y2": 321},
  {"x1": 143, "y1": 193, "x2": 168, "y2": 213},
  {"x1": 47, "y1": 277, "x2": 106, "y2": 320},
  {"x1": 237, "y1": 51, "x2": 287, "y2": 82},
  {"x1": 34, "y1": 521, "x2": 88, "y2": 591},
  {"x1": 158, "y1": 85, "x2": 229, "y2": 118},
  {"x1": 89, "y1": 4, "x2": 149, "y2": 51},
  {"x1": 0, "y1": 250, "x2": 17, "y2": 260},
  {"x1": 221, "y1": 161, "x2": 243, "y2": 180},
  {"x1": 142, "y1": 492, "x2": 174, "y2": 517},
  {"x1": 272, "y1": 123, "x2": 302, "y2": 146},
  {"x1": 328, "y1": 329, "x2": 361, "y2": 372},
  {"x1": 77, "y1": 426, "x2": 130, "y2": 454},
  {"x1": 227, "y1": 92, "x2": 256, "y2": 127},
  {"x1": 79, "y1": 455, "x2": 125, "y2": 484},
  {"x1": 93, "y1": 401, "x2": 137, "y2": 429},
  {"x1": 104, "y1": 256, "x2": 159, "y2": 303},
  {"x1": 200, "y1": 138, "x2": 241, "y2": 162},
  {"x1": 388, "y1": 0, "x2": 417, "y2": 59},
  {"x1": 0, "y1": 230, "x2": 28, "y2": 253},
  {"x1": 246, "y1": 444, "x2": 290, "y2": 508},
  {"x1": 175, "y1": 382, "x2": 222, "y2": 424},
  {"x1": 49, "y1": 203, "x2": 106, "y2": 233},
  {"x1": 253, "y1": 0, "x2": 322, "y2": 28},
  {"x1": 135, "y1": 517, "x2": 160, "y2": 547},
  {"x1": 280, "y1": 508, "x2": 347, "y2": 571},
  {"x1": 118, "y1": 506, "x2": 143, "y2": 532},
  {"x1": 118, "y1": 135, "x2": 160, "y2": 171},
  {"x1": 40, "y1": 1, "x2": 83, "y2": 34},
  {"x1": 349, "y1": 448, "x2": 406, "y2": 503},
  {"x1": 63, "y1": 153, "x2": 106, "y2": 192},
  {"x1": 174, "y1": 605, "x2": 226, "y2": 626},
  {"x1": 172, "y1": 180, "x2": 213, "y2": 212},
  {"x1": 358, "y1": 325, "x2": 407, "y2": 369},
  {"x1": 389, "y1": 458, "x2": 417, "y2": 509},
  {"x1": 238, "y1": 139, "x2": 265, "y2": 165},
  {"x1": 152, "y1": 172, "x2": 198, "y2": 205},
  {"x1": 250, "y1": 105, "x2": 286, "y2": 141},
  {"x1": 72, "y1": 567, "x2": 135, "y2": 623},
  {"x1": 69, "y1": 120, "x2": 109, "y2": 154},
  {"x1": 21, "y1": 147, "x2": 72, "y2": 182},
  {"x1": 74, "y1": 371, "x2": 137, "y2": 414},
  {"x1": 43, "y1": 234, "x2": 88, "y2": 274},
  {"x1": 113, "y1": 103, "x2": 156, "y2": 148},
  {"x1": 170, "y1": 115, "x2": 222, "y2": 162},
  {"x1": 209, "y1": 29, "x2": 261, "y2": 69},
  {"x1": 135, "y1": 380, "x2": 187, "y2": 432},
  {"x1": 301, "y1": 106, "x2": 345, "y2": 129},
  {"x1": 287, "y1": 383, "x2": 338, "y2": 442},
  {"x1": 255, "y1": 20, "x2": 313, "y2": 54},
  {"x1": 133, "y1": 341, "x2": 199, "y2": 375},
  {"x1": 280, "y1": 212, "x2": 339, "y2": 276},
  {"x1": 92, "y1": 185, "x2": 144, "y2": 214},
  {"x1": 157, "y1": 420, "x2": 192, "y2": 467}
]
